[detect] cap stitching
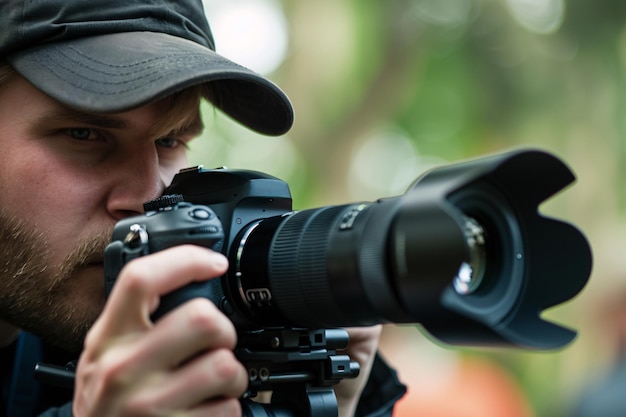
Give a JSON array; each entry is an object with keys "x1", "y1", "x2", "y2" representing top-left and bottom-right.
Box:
[
  {"x1": 66, "y1": 44, "x2": 243, "y2": 70},
  {"x1": 53, "y1": 46, "x2": 212, "y2": 80},
  {"x1": 37, "y1": 56, "x2": 177, "y2": 94},
  {"x1": 33, "y1": 50, "x2": 252, "y2": 96}
]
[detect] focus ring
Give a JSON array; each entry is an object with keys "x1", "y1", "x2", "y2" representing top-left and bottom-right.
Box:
[{"x1": 268, "y1": 206, "x2": 346, "y2": 327}]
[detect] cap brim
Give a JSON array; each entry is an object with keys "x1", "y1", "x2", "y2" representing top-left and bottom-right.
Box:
[{"x1": 8, "y1": 31, "x2": 294, "y2": 136}]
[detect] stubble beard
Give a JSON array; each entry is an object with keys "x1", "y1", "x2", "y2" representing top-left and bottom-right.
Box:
[{"x1": 0, "y1": 211, "x2": 110, "y2": 354}]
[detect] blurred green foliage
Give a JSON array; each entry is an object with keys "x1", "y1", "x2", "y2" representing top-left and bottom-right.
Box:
[{"x1": 190, "y1": 1, "x2": 626, "y2": 415}]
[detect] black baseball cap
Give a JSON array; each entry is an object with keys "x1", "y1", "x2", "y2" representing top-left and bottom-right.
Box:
[{"x1": 0, "y1": 0, "x2": 294, "y2": 136}]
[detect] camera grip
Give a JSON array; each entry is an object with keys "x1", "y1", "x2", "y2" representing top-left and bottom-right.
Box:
[{"x1": 151, "y1": 278, "x2": 226, "y2": 321}]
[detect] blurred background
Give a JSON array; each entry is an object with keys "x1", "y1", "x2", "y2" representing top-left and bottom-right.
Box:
[{"x1": 192, "y1": 0, "x2": 626, "y2": 415}]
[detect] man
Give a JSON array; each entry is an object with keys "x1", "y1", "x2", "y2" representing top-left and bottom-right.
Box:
[{"x1": 0, "y1": 1, "x2": 405, "y2": 416}]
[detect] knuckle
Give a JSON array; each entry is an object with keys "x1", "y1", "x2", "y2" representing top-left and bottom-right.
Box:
[
  {"x1": 183, "y1": 349, "x2": 247, "y2": 398},
  {"x1": 78, "y1": 354, "x2": 131, "y2": 402},
  {"x1": 119, "y1": 261, "x2": 152, "y2": 294},
  {"x1": 185, "y1": 299, "x2": 220, "y2": 331},
  {"x1": 97, "y1": 354, "x2": 130, "y2": 389},
  {"x1": 218, "y1": 398, "x2": 242, "y2": 417},
  {"x1": 123, "y1": 395, "x2": 153, "y2": 417},
  {"x1": 184, "y1": 299, "x2": 236, "y2": 345},
  {"x1": 212, "y1": 349, "x2": 244, "y2": 381}
]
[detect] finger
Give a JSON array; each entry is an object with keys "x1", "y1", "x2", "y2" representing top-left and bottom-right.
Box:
[
  {"x1": 74, "y1": 299, "x2": 242, "y2": 416},
  {"x1": 341, "y1": 326, "x2": 382, "y2": 358},
  {"x1": 185, "y1": 398, "x2": 242, "y2": 417},
  {"x1": 87, "y1": 245, "x2": 228, "y2": 350},
  {"x1": 127, "y1": 349, "x2": 248, "y2": 412},
  {"x1": 97, "y1": 297, "x2": 238, "y2": 378},
  {"x1": 334, "y1": 325, "x2": 383, "y2": 416}
]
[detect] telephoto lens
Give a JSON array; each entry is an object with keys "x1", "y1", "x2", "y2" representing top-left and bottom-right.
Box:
[{"x1": 106, "y1": 148, "x2": 592, "y2": 350}]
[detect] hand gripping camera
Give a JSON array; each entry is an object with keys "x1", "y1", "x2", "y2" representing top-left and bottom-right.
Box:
[{"x1": 103, "y1": 148, "x2": 592, "y2": 417}]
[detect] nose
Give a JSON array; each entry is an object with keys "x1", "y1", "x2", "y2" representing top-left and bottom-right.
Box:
[{"x1": 106, "y1": 150, "x2": 165, "y2": 220}]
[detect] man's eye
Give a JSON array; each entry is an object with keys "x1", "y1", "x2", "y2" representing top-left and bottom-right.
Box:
[
  {"x1": 156, "y1": 137, "x2": 184, "y2": 149},
  {"x1": 66, "y1": 128, "x2": 95, "y2": 141}
]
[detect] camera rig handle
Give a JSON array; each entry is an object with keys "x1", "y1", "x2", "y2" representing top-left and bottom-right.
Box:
[{"x1": 237, "y1": 328, "x2": 360, "y2": 417}]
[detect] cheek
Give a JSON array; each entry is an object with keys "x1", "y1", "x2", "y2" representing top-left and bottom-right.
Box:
[
  {"x1": 2, "y1": 157, "x2": 95, "y2": 215},
  {"x1": 0, "y1": 149, "x2": 105, "y2": 258},
  {"x1": 160, "y1": 154, "x2": 190, "y2": 185}
]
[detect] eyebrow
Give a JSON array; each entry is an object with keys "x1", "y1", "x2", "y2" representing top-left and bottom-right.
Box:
[
  {"x1": 39, "y1": 108, "x2": 130, "y2": 130},
  {"x1": 38, "y1": 107, "x2": 205, "y2": 138},
  {"x1": 167, "y1": 116, "x2": 204, "y2": 138}
]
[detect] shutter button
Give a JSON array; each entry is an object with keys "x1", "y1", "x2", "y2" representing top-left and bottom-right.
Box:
[{"x1": 190, "y1": 208, "x2": 211, "y2": 220}]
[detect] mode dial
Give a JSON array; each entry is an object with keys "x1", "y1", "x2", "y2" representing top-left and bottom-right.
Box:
[{"x1": 143, "y1": 194, "x2": 184, "y2": 212}]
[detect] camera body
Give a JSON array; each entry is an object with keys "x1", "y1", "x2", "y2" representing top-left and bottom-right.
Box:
[{"x1": 104, "y1": 167, "x2": 296, "y2": 327}]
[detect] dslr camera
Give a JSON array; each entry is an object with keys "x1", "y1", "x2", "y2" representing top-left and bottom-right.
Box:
[{"x1": 102, "y1": 148, "x2": 592, "y2": 417}]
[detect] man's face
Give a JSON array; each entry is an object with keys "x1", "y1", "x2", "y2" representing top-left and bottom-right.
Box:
[{"x1": 0, "y1": 75, "x2": 202, "y2": 353}]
